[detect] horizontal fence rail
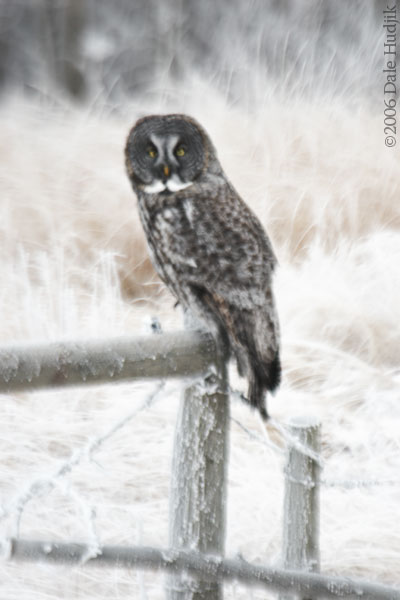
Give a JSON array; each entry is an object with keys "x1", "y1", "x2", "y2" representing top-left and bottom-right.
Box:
[
  {"x1": 0, "y1": 331, "x2": 216, "y2": 393},
  {"x1": 5, "y1": 539, "x2": 400, "y2": 600},
  {"x1": 1, "y1": 331, "x2": 399, "y2": 598}
]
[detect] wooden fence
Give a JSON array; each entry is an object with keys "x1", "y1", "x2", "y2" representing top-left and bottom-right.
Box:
[{"x1": 0, "y1": 331, "x2": 399, "y2": 600}]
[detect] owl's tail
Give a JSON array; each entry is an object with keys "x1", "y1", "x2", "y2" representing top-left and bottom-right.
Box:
[{"x1": 247, "y1": 351, "x2": 281, "y2": 421}]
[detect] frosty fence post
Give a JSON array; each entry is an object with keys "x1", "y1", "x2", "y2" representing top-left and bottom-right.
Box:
[
  {"x1": 281, "y1": 417, "x2": 321, "y2": 600},
  {"x1": 1, "y1": 338, "x2": 400, "y2": 597},
  {"x1": 167, "y1": 327, "x2": 230, "y2": 600}
]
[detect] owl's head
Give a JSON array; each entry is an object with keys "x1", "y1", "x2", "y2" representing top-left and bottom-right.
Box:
[{"x1": 125, "y1": 114, "x2": 220, "y2": 195}]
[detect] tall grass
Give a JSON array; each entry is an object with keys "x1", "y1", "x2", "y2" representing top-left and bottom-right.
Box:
[{"x1": 0, "y1": 2, "x2": 399, "y2": 597}]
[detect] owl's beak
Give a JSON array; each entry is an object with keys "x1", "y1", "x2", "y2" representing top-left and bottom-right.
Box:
[{"x1": 154, "y1": 163, "x2": 172, "y2": 186}]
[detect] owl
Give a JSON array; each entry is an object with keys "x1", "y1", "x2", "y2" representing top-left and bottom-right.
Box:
[{"x1": 125, "y1": 114, "x2": 280, "y2": 420}]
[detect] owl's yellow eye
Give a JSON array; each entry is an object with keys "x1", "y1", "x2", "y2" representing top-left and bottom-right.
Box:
[
  {"x1": 147, "y1": 147, "x2": 157, "y2": 158},
  {"x1": 175, "y1": 146, "x2": 185, "y2": 157}
]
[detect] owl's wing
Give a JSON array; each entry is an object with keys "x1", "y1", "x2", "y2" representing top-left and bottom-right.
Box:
[
  {"x1": 175, "y1": 183, "x2": 277, "y2": 310},
  {"x1": 170, "y1": 184, "x2": 280, "y2": 402}
]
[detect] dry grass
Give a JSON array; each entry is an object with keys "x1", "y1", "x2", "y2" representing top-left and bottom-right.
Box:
[{"x1": 0, "y1": 90, "x2": 399, "y2": 597}]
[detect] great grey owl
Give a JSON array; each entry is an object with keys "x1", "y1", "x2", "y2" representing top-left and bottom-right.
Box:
[{"x1": 125, "y1": 114, "x2": 280, "y2": 419}]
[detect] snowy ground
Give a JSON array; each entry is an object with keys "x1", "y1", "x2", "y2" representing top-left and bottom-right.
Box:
[{"x1": 0, "y1": 90, "x2": 399, "y2": 598}]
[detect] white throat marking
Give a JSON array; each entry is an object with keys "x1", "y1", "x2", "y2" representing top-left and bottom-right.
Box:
[{"x1": 144, "y1": 177, "x2": 192, "y2": 194}]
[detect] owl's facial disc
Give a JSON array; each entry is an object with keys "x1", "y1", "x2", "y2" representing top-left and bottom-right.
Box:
[
  {"x1": 126, "y1": 116, "x2": 206, "y2": 194},
  {"x1": 142, "y1": 134, "x2": 194, "y2": 194}
]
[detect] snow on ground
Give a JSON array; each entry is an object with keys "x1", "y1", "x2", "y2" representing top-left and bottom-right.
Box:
[{"x1": 0, "y1": 90, "x2": 399, "y2": 598}]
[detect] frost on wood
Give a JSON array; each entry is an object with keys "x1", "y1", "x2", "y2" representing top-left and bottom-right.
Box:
[
  {"x1": 6, "y1": 539, "x2": 400, "y2": 600},
  {"x1": 0, "y1": 331, "x2": 216, "y2": 392},
  {"x1": 281, "y1": 417, "x2": 321, "y2": 600},
  {"x1": 167, "y1": 336, "x2": 230, "y2": 600}
]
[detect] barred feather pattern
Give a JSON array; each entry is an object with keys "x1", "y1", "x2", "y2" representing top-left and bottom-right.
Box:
[{"x1": 125, "y1": 114, "x2": 280, "y2": 419}]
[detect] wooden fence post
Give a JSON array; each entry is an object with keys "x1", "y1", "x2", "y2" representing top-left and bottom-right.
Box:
[
  {"x1": 167, "y1": 331, "x2": 230, "y2": 600},
  {"x1": 281, "y1": 417, "x2": 321, "y2": 600}
]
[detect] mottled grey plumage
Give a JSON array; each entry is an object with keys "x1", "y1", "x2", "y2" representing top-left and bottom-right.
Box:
[{"x1": 125, "y1": 114, "x2": 280, "y2": 419}]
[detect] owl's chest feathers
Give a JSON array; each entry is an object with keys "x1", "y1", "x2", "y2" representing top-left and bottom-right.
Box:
[
  {"x1": 140, "y1": 193, "x2": 196, "y2": 239},
  {"x1": 138, "y1": 192, "x2": 200, "y2": 270}
]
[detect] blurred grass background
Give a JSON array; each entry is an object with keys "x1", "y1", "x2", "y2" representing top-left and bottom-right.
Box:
[{"x1": 0, "y1": 1, "x2": 399, "y2": 598}]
